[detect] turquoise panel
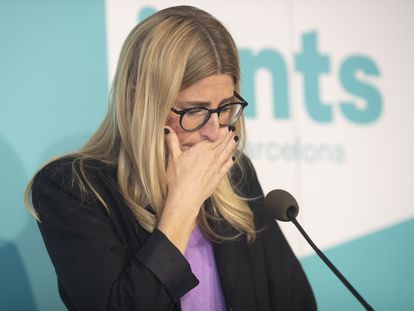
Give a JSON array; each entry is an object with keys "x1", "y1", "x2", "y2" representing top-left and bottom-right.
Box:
[
  {"x1": 0, "y1": 0, "x2": 107, "y2": 309},
  {"x1": 301, "y1": 218, "x2": 414, "y2": 310}
]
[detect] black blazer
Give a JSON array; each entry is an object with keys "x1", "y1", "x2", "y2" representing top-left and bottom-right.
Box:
[{"x1": 32, "y1": 155, "x2": 316, "y2": 311}]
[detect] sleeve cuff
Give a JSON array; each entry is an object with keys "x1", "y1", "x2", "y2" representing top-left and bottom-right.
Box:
[{"x1": 136, "y1": 229, "x2": 199, "y2": 302}]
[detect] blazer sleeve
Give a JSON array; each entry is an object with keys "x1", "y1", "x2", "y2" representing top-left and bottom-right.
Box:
[
  {"x1": 31, "y1": 161, "x2": 198, "y2": 311},
  {"x1": 240, "y1": 155, "x2": 317, "y2": 310}
]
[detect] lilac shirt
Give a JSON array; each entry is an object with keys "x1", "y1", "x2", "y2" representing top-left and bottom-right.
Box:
[{"x1": 180, "y1": 225, "x2": 226, "y2": 311}]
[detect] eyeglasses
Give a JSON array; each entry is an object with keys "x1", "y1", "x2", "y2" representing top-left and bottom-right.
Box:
[{"x1": 171, "y1": 91, "x2": 248, "y2": 131}]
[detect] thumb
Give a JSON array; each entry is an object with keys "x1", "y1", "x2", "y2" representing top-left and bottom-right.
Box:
[{"x1": 164, "y1": 126, "x2": 181, "y2": 160}]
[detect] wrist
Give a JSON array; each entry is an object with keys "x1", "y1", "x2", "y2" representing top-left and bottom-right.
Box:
[{"x1": 157, "y1": 197, "x2": 199, "y2": 254}]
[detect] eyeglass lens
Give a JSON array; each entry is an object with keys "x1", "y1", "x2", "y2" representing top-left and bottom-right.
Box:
[{"x1": 181, "y1": 103, "x2": 243, "y2": 131}]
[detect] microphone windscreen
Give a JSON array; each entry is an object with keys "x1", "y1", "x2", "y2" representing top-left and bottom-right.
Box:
[{"x1": 264, "y1": 189, "x2": 299, "y2": 222}]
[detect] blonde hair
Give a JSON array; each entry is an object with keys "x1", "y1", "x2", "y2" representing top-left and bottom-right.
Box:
[{"x1": 25, "y1": 5, "x2": 256, "y2": 242}]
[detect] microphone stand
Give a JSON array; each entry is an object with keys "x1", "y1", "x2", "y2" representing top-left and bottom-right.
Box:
[{"x1": 287, "y1": 208, "x2": 374, "y2": 311}]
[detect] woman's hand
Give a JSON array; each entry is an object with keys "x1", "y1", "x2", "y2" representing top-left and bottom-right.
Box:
[
  {"x1": 165, "y1": 125, "x2": 237, "y2": 209},
  {"x1": 157, "y1": 126, "x2": 238, "y2": 253}
]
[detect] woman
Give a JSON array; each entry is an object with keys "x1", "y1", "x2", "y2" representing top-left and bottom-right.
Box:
[{"x1": 26, "y1": 5, "x2": 316, "y2": 311}]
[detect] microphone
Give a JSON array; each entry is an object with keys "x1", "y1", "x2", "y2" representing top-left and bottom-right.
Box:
[{"x1": 264, "y1": 189, "x2": 374, "y2": 311}]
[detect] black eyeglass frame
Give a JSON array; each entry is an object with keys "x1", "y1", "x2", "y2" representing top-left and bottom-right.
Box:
[{"x1": 171, "y1": 91, "x2": 248, "y2": 132}]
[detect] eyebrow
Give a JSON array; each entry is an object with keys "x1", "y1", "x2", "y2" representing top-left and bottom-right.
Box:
[{"x1": 176, "y1": 95, "x2": 235, "y2": 108}]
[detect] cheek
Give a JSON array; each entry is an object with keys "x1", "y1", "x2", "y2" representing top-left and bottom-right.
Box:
[
  {"x1": 166, "y1": 119, "x2": 181, "y2": 133},
  {"x1": 166, "y1": 115, "x2": 181, "y2": 132},
  {"x1": 166, "y1": 115, "x2": 187, "y2": 143},
  {"x1": 165, "y1": 116, "x2": 202, "y2": 151}
]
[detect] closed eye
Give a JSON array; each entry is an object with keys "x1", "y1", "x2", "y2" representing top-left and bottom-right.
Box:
[
  {"x1": 186, "y1": 108, "x2": 207, "y2": 116},
  {"x1": 219, "y1": 104, "x2": 233, "y2": 112}
]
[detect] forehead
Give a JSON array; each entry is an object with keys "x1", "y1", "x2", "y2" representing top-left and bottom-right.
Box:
[{"x1": 177, "y1": 74, "x2": 235, "y2": 103}]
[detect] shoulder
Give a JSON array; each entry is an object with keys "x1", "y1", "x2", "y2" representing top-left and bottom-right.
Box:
[
  {"x1": 32, "y1": 156, "x2": 116, "y2": 204},
  {"x1": 232, "y1": 154, "x2": 276, "y2": 229},
  {"x1": 232, "y1": 152, "x2": 255, "y2": 174},
  {"x1": 231, "y1": 153, "x2": 264, "y2": 204},
  {"x1": 34, "y1": 156, "x2": 113, "y2": 186}
]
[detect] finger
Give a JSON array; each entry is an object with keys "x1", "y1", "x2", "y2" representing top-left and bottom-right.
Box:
[
  {"x1": 217, "y1": 141, "x2": 238, "y2": 169},
  {"x1": 164, "y1": 126, "x2": 181, "y2": 160},
  {"x1": 223, "y1": 126, "x2": 238, "y2": 149},
  {"x1": 218, "y1": 153, "x2": 236, "y2": 180},
  {"x1": 216, "y1": 127, "x2": 238, "y2": 160},
  {"x1": 190, "y1": 126, "x2": 230, "y2": 153},
  {"x1": 205, "y1": 125, "x2": 235, "y2": 151}
]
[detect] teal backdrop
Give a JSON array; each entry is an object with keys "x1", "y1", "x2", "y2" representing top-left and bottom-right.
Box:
[
  {"x1": 1, "y1": 1, "x2": 413, "y2": 310},
  {"x1": 1, "y1": 1, "x2": 107, "y2": 310}
]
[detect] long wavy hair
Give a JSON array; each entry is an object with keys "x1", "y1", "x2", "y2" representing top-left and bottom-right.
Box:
[{"x1": 25, "y1": 5, "x2": 256, "y2": 242}]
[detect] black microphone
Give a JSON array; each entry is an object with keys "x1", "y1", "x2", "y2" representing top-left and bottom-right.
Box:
[{"x1": 264, "y1": 189, "x2": 374, "y2": 311}]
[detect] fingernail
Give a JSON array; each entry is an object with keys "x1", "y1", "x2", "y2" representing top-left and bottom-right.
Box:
[
  {"x1": 232, "y1": 155, "x2": 236, "y2": 161},
  {"x1": 228, "y1": 125, "x2": 235, "y2": 132},
  {"x1": 234, "y1": 135, "x2": 239, "y2": 142},
  {"x1": 164, "y1": 128, "x2": 170, "y2": 135}
]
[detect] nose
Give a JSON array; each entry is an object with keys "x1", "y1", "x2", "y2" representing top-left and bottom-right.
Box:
[{"x1": 199, "y1": 113, "x2": 220, "y2": 142}]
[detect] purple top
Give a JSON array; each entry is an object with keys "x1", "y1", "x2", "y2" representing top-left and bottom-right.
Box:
[{"x1": 180, "y1": 225, "x2": 226, "y2": 311}]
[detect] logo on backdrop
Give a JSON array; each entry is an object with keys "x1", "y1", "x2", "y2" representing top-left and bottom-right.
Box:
[
  {"x1": 137, "y1": 7, "x2": 382, "y2": 164},
  {"x1": 241, "y1": 32, "x2": 382, "y2": 124}
]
